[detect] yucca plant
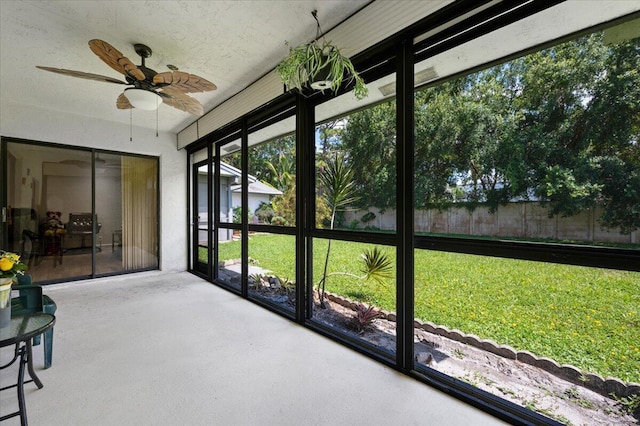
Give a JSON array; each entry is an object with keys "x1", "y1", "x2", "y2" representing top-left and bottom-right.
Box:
[
  {"x1": 360, "y1": 247, "x2": 393, "y2": 284},
  {"x1": 316, "y1": 154, "x2": 391, "y2": 308}
]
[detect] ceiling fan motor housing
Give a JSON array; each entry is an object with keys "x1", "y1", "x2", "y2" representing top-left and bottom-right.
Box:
[{"x1": 134, "y1": 43, "x2": 152, "y2": 59}]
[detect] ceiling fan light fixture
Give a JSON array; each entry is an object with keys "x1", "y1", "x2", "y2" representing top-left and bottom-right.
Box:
[{"x1": 124, "y1": 88, "x2": 162, "y2": 110}]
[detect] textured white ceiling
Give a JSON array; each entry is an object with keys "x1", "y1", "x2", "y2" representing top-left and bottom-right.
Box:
[{"x1": 0, "y1": 0, "x2": 370, "y2": 134}]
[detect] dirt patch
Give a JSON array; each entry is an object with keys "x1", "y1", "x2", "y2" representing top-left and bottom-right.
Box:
[{"x1": 310, "y1": 294, "x2": 638, "y2": 426}]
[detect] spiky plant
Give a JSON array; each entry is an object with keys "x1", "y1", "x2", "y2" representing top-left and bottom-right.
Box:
[
  {"x1": 360, "y1": 247, "x2": 393, "y2": 284},
  {"x1": 352, "y1": 303, "x2": 381, "y2": 332},
  {"x1": 318, "y1": 153, "x2": 359, "y2": 307}
]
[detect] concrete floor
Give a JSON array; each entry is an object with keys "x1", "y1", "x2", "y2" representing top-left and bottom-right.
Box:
[{"x1": 1, "y1": 271, "x2": 506, "y2": 426}]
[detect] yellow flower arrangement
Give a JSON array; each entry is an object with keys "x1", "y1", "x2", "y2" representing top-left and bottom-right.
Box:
[{"x1": 0, "y1": 250, "x2": 27, "y2": 283}]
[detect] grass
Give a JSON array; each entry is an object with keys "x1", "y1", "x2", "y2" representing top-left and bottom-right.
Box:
[{"x1": 204, "y1": 233, "x2": 640, "y2": 383}]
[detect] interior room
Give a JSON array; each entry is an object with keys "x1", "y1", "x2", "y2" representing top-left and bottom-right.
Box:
[{"x1": 1, "y1": 1, "x2": 639, "y2": 425}]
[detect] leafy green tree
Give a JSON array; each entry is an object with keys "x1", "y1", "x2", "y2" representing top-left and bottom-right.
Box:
[
  {"x1": 316, "y1": 120, "x2": 343, "y2": 159},
  {"x1": 502, "y1": 33, "x2": 640, "y2": 231},
  {"x1": 340, "y1": 100, "x2": 396, "y2": 209},
  {"x1": 414, "y1": 82, "x2": 474, "y2": 208},
  {"x1": 247, "y1": 134, "x2": 296, "y2": 185},
  {"x1": 265, "y1": 149, "x2": 295, "y2": 192},
  {"x1": 271, "y1": 185, "x2": 296, "y2": 226},
  {"x1": 337, "y1": 32, "x2": 640, "y2": 232}
]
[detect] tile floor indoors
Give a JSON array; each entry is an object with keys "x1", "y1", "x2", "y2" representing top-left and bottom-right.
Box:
[{"x1": 0, "y1": 271, "x2": 506, "y2": 425}]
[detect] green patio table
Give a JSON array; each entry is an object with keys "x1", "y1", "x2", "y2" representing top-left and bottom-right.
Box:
[{"x1": 0, "y1": 313, "x2": 55, "y2": 425}]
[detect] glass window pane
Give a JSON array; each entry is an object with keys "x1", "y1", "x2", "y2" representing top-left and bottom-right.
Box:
[
  {"x1": 413, "y1": 20, "x2": 640, "y2": 424},
  {"x1": 311, "y1": 238, "x2": 396, "y2": 357},
  {"x1": 216, "y1": 228, "x2": 241, "y2": 291},
  {"x1": 413, "y1": 249, "x2": 639, "y2": 422},
  {"x1": 248, "y1": 232, "x2": 296, "y2": 311},
  {"x1": 248, "y1": 116, "x2": 296, "y2": 227},
  {"x1": 95, "y1": 152, "x2": 123, "y2": 274},
  {"x1": 413, "y1": 29, "x2": 640, "y2": 249},
  {"x1": 6, "y1": 143, "x2": 92, "y2": 281},
  {"x1": 191, "y1": 147, "x2": 210, "y2": 273},
  {"x1": 219, "y1": 139, "x2": 241, "y2": 224},
  {"x1": 5, "y1": 142, "x2": 158, "y2": 281},
  {"x1": 315, "y1": 99, "x2": 396, "y2": 232},
  {"x1": 110, "y1": 154, "x2": 158, "y2": 272}
]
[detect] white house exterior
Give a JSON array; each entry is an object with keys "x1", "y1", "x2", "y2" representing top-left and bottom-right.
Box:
[{"x1": 197, "y1": 162, "x2": 282, "y2": 242}]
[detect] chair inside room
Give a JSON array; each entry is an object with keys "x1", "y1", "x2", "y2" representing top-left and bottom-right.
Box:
[
  {"x1": 8, "y1": 208, "x2": 40, "y2": 264},
  {"x1": 21, "y1": 229, "x2": 43, "y2": 268},
  {"x1": 67, "y1": 212, "x2": 102, "y2": 251},
  {"x1": 11, "y1": 273, "x2": 57, "y2": 369}
]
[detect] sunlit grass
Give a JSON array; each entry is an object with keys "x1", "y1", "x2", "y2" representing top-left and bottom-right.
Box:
[{"x1": 202, "y1": 234, "x2": 639, "y2": 382}]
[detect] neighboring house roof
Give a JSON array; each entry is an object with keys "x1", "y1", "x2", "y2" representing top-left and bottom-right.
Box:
[
  {"x1": 230, "y1": 181, "x2": 281, "y2": 195},
  {"x1": 199, "y1": 162, "x2": 282, "y2": 196}
]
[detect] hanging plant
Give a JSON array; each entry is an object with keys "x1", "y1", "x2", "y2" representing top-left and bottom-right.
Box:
[{"x1": 275, "y1": 11, "x2": 368, "y2": 100}]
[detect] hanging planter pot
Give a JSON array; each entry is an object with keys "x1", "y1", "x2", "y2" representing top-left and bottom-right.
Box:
[
  {"x1": 275, "y1": 11, "x2": 368, "y2": 100},
  {"x1": 309, "y1": 56, "x2": 332, "y2": 91}
]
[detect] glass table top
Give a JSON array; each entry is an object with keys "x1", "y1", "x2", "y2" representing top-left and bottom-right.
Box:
[{"x1": 0, "y1": 313, "x2": 55, "y2": 347}]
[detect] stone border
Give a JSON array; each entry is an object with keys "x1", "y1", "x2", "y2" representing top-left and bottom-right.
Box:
[{"x1": 324, "y1": 291, "x2": 640, "y2": 399}]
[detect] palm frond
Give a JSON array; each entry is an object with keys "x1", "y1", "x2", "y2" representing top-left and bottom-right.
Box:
[
  {"x1": 360, "y1": 247, "x2": 393, "y2": 284},
  {"x1": 319, "y1": 153, "x2": 360, "y2": 209}
]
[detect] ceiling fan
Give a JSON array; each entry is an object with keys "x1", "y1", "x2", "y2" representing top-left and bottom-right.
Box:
[
  {"x1": 36, "y1": 39, "x2": 216, "y2": 115},
  {"x1": 58, "y1": 154, "x2": 117, "y2": 169}
]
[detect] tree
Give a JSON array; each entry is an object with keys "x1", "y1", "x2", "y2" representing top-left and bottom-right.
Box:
[
  {"x1": 316, "y1": 120, "x2": 344, "y2": 160},
  {"x1": 265, "y1": 154, "x2": 295, "y2": 192},
  {"x1": 336, "y1": 31, "x2": 640, "y2": 232},
  {"x1": 246, "y1": 134, "x2": 296, "y2": 186},
  {"x1": 502, "y1": 33, "x2": 640, "y2": 231},
  {"x1": 340, "y1": 100, "x2": 397, "y2": 209}
]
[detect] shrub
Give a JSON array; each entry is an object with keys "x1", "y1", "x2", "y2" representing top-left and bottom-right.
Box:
[
  {"x1": 232, "y1": 206, "x2": 242, "y2": 224},
  {"x1": 254, "y1": 202, "x2": 275, "y2": 223},
  {"x1": 347, "y1": 219, "x2": 360, "y2": 229},
  {"x1": 351, "y1": 303, "x2": 381, "y2": 332},
  {"x1": 271, "y1": 216, "x2": 287, "y2": 226}
]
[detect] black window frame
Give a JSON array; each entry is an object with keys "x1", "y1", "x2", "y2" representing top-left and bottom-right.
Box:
[{"x1": 185, "y1": 2, "x2": 640, "y2": 424}]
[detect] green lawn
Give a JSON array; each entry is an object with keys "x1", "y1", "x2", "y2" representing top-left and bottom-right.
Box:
[{"x1": 210, "y1": 233, "x2": 639, "y2": 383}]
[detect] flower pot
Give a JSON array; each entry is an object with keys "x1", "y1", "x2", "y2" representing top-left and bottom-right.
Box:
[
  {"x1": 309, "y1": 62, "x2": 333, "y2": 92},
  {"x1": 0, "y1": 279, "x2": 12, "y2": 328}
]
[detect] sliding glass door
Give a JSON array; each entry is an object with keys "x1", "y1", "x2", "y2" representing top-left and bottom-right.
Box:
[
  {"x1": 191, "y1": 147, "x2": 210, "y2": 275},
  {"x1": 1, "y1": 139, "x2": 158, "y2": 283}
]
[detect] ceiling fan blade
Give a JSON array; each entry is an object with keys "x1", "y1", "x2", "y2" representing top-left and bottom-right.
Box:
[
  {"x1": 116, "y1": 92, "x2": 133, "y2": 110},
  {"x1": 36, "y1": 66, "x2": 127, "y2": 84},
  {"x1": 159, "y1": 87, "x2": 204, "y2": 115},
  {"x1": 88, "y1": 39, "x2": 145, "y2": 81},
  {"x1": 153, "y1": 71, "x2": 217, "y2": 93},
  {"x1": 59, "y1": 159, "x2": 91, "y2": 168}
]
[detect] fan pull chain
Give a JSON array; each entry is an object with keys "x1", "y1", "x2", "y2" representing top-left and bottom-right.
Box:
[
  {"x1": 130, "y1": 109, "x2": 133, "y2": 142},
  {"x1": 156, "y1": 99, "x2": 159, "y2": 137}
]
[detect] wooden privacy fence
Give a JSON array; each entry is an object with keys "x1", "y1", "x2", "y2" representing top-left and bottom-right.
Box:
[{"x1": 344, "y1": 202, "x2": 638, "y2": 245}]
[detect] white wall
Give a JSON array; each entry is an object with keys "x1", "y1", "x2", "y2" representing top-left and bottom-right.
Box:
[
  {"x1": 1, "y1": 101, "x2": 187, "y2": 272},
  {"x1": 231, "y1": 192, "x2": 271, "y2": 216}
]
